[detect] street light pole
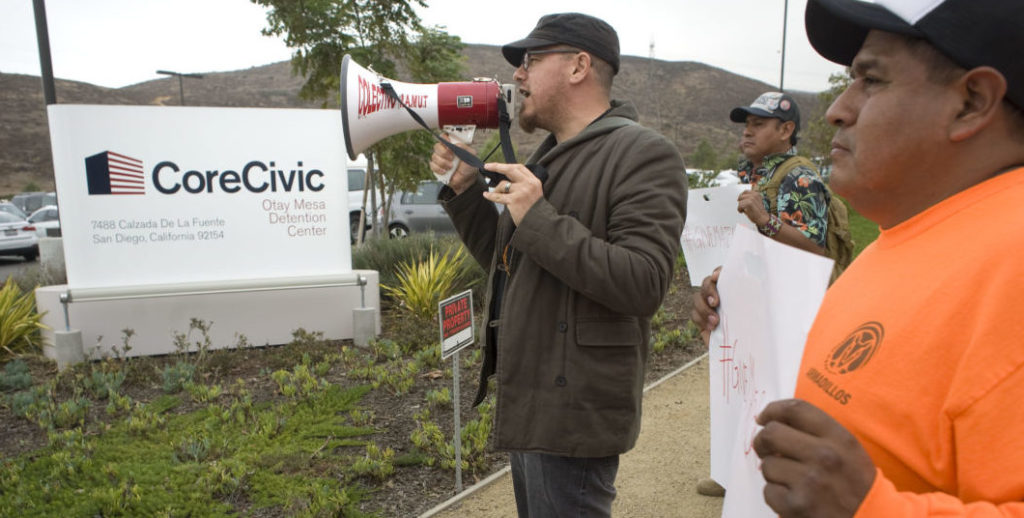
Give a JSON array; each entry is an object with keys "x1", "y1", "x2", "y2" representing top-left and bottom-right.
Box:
[
  {"x1": 780, "y1": 0, "x2": 789, "y2": 92},
  {"x1": 32, "y1": 0, "x2": 57, "y2": 105},
  {"x1": 155, "y1": 70, "x2": 204, "y2": 105}
]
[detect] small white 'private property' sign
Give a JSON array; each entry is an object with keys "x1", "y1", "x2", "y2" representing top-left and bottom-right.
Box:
[{"x1": 438, "y1": 290, "x2": 474, "y2": 359}]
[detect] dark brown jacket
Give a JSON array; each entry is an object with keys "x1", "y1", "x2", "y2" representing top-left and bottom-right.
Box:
[{"x1": 441, "y1": 101, "x2": 687, "y2": 457}]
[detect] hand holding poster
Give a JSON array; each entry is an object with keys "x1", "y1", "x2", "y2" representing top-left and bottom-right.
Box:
[
  {"x1": 708, "y1": 225, "x2": 832, "y2": 517},
  {"x1": 680, "y1": 184, "x2": 753, "y2": 286}
]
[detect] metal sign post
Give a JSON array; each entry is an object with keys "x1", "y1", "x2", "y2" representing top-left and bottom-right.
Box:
[
  {"x1": 452, "y1": 349, "x2": 462, "y2": 492},
  {"x1": 438, "y1": 289, "x2": 475, "y2": 492}
]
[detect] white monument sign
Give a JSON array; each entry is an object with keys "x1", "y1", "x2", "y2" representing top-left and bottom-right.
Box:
[{"x1": 47, "y1": 105, "x2": 351, "y2": 290}]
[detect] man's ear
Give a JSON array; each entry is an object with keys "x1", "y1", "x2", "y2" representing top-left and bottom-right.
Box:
[
  {"x1": 950, "y1": 66, "x2": 1007, "y2": 142},
  {"x1": 568, "y1": 52, "x2": 591, "y2": 85},
  {"x1": 780, "y1": 120, "x2": 796, "y2": 143}
]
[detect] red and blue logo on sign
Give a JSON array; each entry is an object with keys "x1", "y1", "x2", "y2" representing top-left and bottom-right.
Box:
[{"x1": 85, "y1": 151, "x2": 145, "y2": 195}]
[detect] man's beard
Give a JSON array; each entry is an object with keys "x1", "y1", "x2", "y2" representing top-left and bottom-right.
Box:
[{"x1": 518, "y1": 105, "x2": 537, "y2": 134}]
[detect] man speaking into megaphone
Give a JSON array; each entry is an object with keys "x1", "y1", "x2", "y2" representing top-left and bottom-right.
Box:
[{"x1": 429, "y1": 12, "x2": 687, "y2": 517}]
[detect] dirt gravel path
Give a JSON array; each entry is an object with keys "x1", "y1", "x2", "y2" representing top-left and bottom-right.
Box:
[{"x1": 420, "y1": 354, "x2": 723, "y2": 518}]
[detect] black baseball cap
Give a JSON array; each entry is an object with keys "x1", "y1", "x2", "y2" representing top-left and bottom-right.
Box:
[
  {"x1": 502, "y1": 13, "x2": 620, "y2": 75},
  {"x1": 805, "y1": 0, "x2": 1024, "y2": 109},
  {"x1": 730, "y1": 92, "x2": 801, "y2": 130}
]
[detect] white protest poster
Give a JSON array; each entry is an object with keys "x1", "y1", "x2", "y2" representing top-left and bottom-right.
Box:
[
  {"x1": 47, "y1": 105, "x2": 350, "y2": 290},
  {"x1": 680, "y1": 184, "x2": 753, "y2": 286},
  {"x1": 708, "y1": 225, "x2": 833, "y2": 518}
]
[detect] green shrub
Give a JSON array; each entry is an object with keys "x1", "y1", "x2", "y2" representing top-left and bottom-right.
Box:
[
  {"x1": 652, "y1": 329, "x2": 686, "y2": 354},
  {"x1": 459, "y1": 398, "x2": 494, "y2": 472},
  {"x1": 462, "y1": 348, "x2": 482, "y2": 369},
  {"x1": 0, "y1": 359, "x2": 32, "y2": 391},
  {"x1": 8, "y1": 388, "x2": 44, "y2": 418},
  {"x1": 348, "y1": 408, "x2": 375, "y2": 427},
  {"x1": 425, "y1": 387, "x2": 451, "y2": 408},
  {"x1": 413, "y1": 344, "x2": 442, "y2": 370},
  {"x1": 650, "y1": 306, "x2": 668, "y2": 332},
  {"x1": 369, "y1": 338, "x2": 402, "y2": 363},
  {"x1": 171, "y1": 318, "x2": 213, "y2": 364},
  {"x1": 0, "y1": 277, "x2": 47, "y2": 359},
  {"x1": 270, "y1": 364, "x2": 327, "y2": 399},
  {"x1": 183, "y1": 381, "x2": 223, "y2": 403},
  {"x1": 355, "y1": 234, "x2": 486, "y2": 304},
  {"x1": 687, "y1": 170, "x2": 720, "y2": 188},
  {"x1": 82, "y1": 368, "x2": 126, "y2": 400},
  {"x1": 52, "y1": 397, "x2": 90, "y2": 429},
  {"x1": 410, "y1": 398, "x2": 493, "y2": 473},
  {"x1": 161, "y1": 361, "x2": 195, "y2": 393},
  {"x1": 382, "y1": 246, "x2": 467, "y2": 321},
  {"x1": 350, "y1": 443, "x2": 395, "y2": 481},
  {"x1": 289, "y1": 328, "x2": 325, "y2": 348},
  {"x1": 681, "y1": 320, "x2": 702, "y2": 343},
  {"x1": 353, "y1": 233, "x2": 442, "y2": 289}
]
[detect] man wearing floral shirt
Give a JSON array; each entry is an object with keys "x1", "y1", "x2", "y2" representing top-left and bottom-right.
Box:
[
  {"x1": 732, "y1": 92, "x2": 829, "y2": 256},
  {"x1": 697, "y1": 91, "x2": 830, "y2": 498}
]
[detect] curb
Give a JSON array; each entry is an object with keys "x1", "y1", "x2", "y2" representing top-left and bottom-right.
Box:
[{"x1": 416, "y1": 352, "x2": 710, "y2": 518}]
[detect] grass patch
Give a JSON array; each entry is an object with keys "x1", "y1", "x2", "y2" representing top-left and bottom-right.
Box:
[
  {"x1": 1, "y1": 383, "x2": 376, "y2": 517},
  {"x1": 841, "y1": 197, "x2": 880, "y2": 258}
]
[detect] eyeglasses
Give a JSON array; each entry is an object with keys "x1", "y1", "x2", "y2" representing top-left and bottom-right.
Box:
[{"x1": 521, "y1": 49, "x2": 579, "y2": 71}]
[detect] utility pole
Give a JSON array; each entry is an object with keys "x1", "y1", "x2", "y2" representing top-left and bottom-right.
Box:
[
  {"x1": 32, "y1": 0, "x2": 57, "y2": 105},
  {"x1": 780, "y1": 0, "x2": 789, "y2": 92},
  {"x1": 156, "y1": 70, "x2": 204, "y2": 105}
]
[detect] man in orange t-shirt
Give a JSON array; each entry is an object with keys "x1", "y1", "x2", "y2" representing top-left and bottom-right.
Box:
[{"x1": 692, "y1": 0, "x2": 1024, "y2": 516}]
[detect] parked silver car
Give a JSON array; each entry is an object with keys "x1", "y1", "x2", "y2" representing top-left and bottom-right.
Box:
[
  {"x1": 0, "y1": 212, "x2": 39, "y2": 261},
  {"x1": 27, "y1": 205, "x2": 60, "y2": 237},
  {"x1": 386, "y1": 181, "x2": 455, "y2": 238}
]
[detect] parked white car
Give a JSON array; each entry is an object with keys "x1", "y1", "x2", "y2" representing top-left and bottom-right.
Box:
[
  {"x1": 27, "y1": 205, "x2": 60, "y2": 237},
  {"x1": 0, "y1": 202, "x2": 27, "y2": 220},
  {"x1": 0, "y1": 212, "x2": 39, "y2": 260},
  {"x1": 11, "y1": 191, "x2": 56, "y2": 215}
]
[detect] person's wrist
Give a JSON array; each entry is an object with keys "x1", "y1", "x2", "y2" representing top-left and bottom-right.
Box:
[{"x1": 758, "y1": 214, "x2": 783, "y2": 238}]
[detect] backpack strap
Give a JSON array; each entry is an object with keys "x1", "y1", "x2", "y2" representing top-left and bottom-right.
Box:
[
  {"x1": 760, "y1": 155, "x2": 855, "y2": 284},
  {"x1": 760, "y1": 155, "x2": 817, "y2": 214}
]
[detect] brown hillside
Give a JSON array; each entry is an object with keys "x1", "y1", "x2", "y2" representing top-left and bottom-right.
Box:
[{"x1": 0, "y1": 44, "x2": 818, "y2": 194}]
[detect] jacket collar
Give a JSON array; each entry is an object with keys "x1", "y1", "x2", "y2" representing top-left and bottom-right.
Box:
[{"x1": 529, "y1": 100, "x2": 640, "y2": 166}]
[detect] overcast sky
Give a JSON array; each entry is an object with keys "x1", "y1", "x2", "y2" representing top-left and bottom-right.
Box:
[{"x1": 1, "y1": 0, "x2": 845, "y2": 93}]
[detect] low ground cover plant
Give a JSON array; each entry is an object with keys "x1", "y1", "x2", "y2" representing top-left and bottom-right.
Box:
[{"x1": 0, "y1": 237, "x2": 702, "y2": 516}]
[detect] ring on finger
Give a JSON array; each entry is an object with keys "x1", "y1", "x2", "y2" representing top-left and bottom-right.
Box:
[{"x1": 504, "y1": 182, "x2": 511, "y2": 194}]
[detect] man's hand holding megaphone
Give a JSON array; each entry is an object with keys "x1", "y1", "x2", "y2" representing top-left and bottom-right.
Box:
[
  {"x1": 430, "y1": 136, "x2": 479, "y2": 195},
  {"x1": 430, "y1": 137, "x2": 542, "y2": 226}
]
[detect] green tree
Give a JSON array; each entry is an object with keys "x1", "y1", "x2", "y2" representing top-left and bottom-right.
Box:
[
  {"x1": 252, "y1": 1, "x2": 465, "y2": 240},
  {"x1": 687, "y1": 139, "x2": 719, "y2": 172},
  {"x1": 252, "y1": 0, "x2": 425, "y2": 102},
  {"x1": 799, "y1": 72, "x2": 852, "y2": 167},
  {"x1": 372, "y1": 27, "x2": 466, "y2": 235},
  {"x1": 717, "y1": 144, "x2": 740, "y2": 172}
]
